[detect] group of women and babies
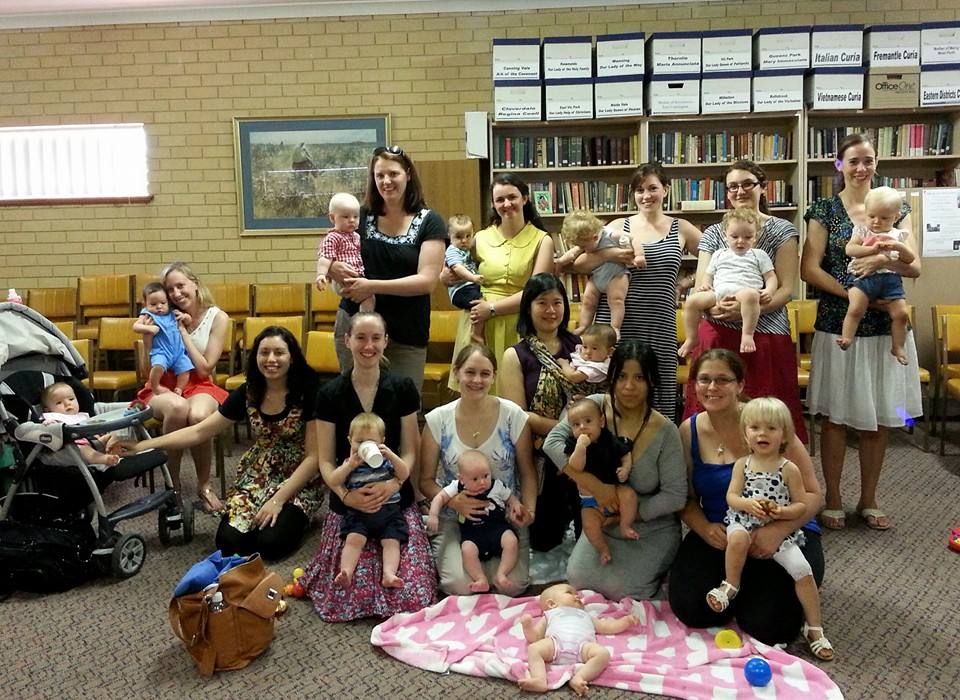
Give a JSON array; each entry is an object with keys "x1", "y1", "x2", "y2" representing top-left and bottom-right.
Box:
[{"x1": 106, "y1": 133, "x2": 922, "y2": 679}]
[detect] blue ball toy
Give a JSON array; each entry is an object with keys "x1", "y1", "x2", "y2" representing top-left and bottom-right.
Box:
[{"x1": 744, "y1": 657, "x2": 772, "y2": 687}]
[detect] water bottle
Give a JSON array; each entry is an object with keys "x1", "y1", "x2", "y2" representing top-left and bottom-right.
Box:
[
  {"x1": 209, "y1": 591, "x2": 226, "y2": 613},
  {"x1": 6, "y1": 288, "x2": 23, "y2": 304}
]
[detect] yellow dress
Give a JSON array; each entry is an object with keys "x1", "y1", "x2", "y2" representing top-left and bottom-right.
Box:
[{"x1": 447, "y1": 222, "x2": 548, "y2": 395}]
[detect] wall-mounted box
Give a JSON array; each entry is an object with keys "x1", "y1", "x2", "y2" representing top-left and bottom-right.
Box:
[
  {"x1": 921, "y1": 22, "x2": 960, "y2": 65},
  {"x1": 811, "y1": 24, "x2": 864, "y2": 67},
  {"x1": 701, "y1": 71, "x2": 751, "y2": 114},
  {"x1": 647, "y1": 32, "x2": 701, "y2": 74},
  {"x1": 647, "y1": 72, "x2": 700, "y2": 115},
  {"x1": 543, "y1": 36, "x2": 593, "y2": 79},
  {"x1": 753, "y1": 69, "x2": 805, "y2": 112},
  {"x1": 494, "y1": 80, "x2": 542, "y2": 121},
  {"x1": 596, "y1": 32, "x2": 645, "y2": 77},
  {"x1": 702, "y1": 29, "x2": 752, "y2": 73},
  {"x1": 806, "y1": 67, "x2": 864, "y2": 109},
  {"x1": 754, "y1": 26, "x2": 810, "y2": 70},
  {"x1": 865, "y1": 67, "x2": 919, "y2": 109},
  {"x1": 865, "y1": 24, "x2": 920, "y2": 67},
  {"x1": 492, "y1": 38, "x2": 540, "y2": 80},
  {"x1": 920, "y1": 63, "x2": 960, "y2": 107},
  {"x1": 594, "y1": 74, "x2": 644, "y2": 117},
  {"x1": 545, "y1": 78, "x2": 594, "y2": 120}
]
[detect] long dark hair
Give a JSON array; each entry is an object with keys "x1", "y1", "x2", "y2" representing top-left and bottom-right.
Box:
[
  {"x1": 516, "y1": 273, "x2": 571, "y2": 338},
  {"x1": 834, "y1": 133, "x2": 875, "y2": 193},
  {"x1": 489, "y1": 172, "x2": 545, "y2": 230},
  {"x1": 689, "y1": 347, "x2": 745, "y2": 384},
  {"x1": 630, "y1": 162, "x2": 670, "y2": 192},
  {"x1": 245, "y1": 326, "x2": 313, "y2": 409},
  {"x1": 726, "y1": 159, "x2": 769, "y2": 215},
  {"x1": 607, "y1": 340, "x2": 660, "y2": 421},
  {"x1": 365, "y1": 147, "x2": 427, "y2": 216}
]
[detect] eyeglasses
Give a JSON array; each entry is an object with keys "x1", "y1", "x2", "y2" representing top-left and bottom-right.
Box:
[
  {"x1": 373, "y1": 145, "x2": 405, "y2": 157},
  {"x1": 725, "y1": 181, "x2": 759, "y2": 193},
  {"x1": 695, "y1": 375, "x2": 737, "y2": 386}
]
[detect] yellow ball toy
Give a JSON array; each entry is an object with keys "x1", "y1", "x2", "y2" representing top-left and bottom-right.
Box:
[
  {"x1": 293, "y1": 567, "x2": 305, "y2": 580},
  {"x1": 714, "y1": 629, "x2": 742, "y2": 649}
]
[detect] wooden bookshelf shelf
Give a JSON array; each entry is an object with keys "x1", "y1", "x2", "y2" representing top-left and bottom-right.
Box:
[
  {"x1": 492, "y1": 164, "x2": 639, "y2": 174},
  {"x1": 660, "y1": 160, "x2": 797, "y2": 169}
]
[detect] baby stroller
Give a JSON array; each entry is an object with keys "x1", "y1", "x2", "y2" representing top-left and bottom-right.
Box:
[{"x1": 0, "y1": 302, "x2": 194, "y2": 589}]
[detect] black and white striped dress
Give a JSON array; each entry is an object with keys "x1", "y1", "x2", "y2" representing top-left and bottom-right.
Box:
[{"x1": 595, "y1": 218, "x2": 681, "y2": 421}]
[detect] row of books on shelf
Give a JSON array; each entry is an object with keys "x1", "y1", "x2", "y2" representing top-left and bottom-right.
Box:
[
  {"x1": 807, "y1": 123, "x2": 954, "y2": 159},
  {"x1": 804, "y1": 173, "x2": 958, "y2": 202},
  {"x1": 651, "y1": 131, "x2": 794, "y2": 165},
  {"x1": 529, "y1": 181, "x2": 635, "y2": 216},
  {"x1": 492, "y1": 134, "x2": 640, "y2": 169},
  {"x1": 665, "y1": 179, "x2": 793, "y2": 210}
]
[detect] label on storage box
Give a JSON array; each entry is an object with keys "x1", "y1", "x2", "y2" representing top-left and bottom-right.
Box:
[{"x1": 596, "y1": 33, "x2": 645, "y2": 77}]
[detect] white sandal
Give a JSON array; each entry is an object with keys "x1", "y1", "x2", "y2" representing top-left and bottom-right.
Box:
[
  {"x1": 706, "y1": 580, "x2": 739, "y2": 613},
  {"x1": 802, "y1": 622, "x2": 835, "y2": 661}
]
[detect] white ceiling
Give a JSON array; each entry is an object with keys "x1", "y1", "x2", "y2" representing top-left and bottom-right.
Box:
[{"x1": 0, "y1": 0, "x2": 697, "y2": 30}]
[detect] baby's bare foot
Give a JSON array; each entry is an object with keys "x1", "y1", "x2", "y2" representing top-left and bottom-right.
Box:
[
  {"x1": 570, "y1": 676, "x2": 590, "y2": 696},
  {"x1": 518, "y1": 676, "x2": 549, "y2": 693},
  {"x1": 740, "y1": 335, "x2": 756, "y2": 354},
  {"x1": 333, "y1": 570, "x2": 352, "y2": 588},
  {"x1": 836, "y1": 337, "x2": 852, "y2": 351},
  {"x1": 382, "y1": 573, "x2": 404, "y2": 588},
  {"x1": 892, "y1": 346, "x2": 908, "y2": 365},
  {"x1": 494, "y1": 574, "x2": 523, "y2": 596},
  {"x1": 678, "y1": 338, "x2": 696, "y2": 358},
  {"x1": 468, "y1": 579, "x2": 490, "y2": 593},
  {"x1": 598, "y1": 549, "x2": 612, "y2": 565},
  {"x1": 620, "y1": 525, "x2": 640, "y2": 540}
]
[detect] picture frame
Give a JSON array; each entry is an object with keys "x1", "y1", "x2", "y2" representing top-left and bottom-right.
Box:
[
  {"x1": 233, "y1": 115, "x2": 389, "y2": 235},
  {"x1": 533, "y1": 188, "x2": 553, "y2": 215}
]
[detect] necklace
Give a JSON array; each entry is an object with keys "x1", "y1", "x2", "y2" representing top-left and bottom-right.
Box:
[
  {"x1": 717, "y1": 443, "x2": 726, "y2": 458},
  {"x1": 472, "y1": 431, "x2": 481, "y2": 441}
]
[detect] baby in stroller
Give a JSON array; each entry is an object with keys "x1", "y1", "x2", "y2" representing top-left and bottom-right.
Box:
[{"x1": 40, "y1": 382, "x2": 120, "y2": 469}]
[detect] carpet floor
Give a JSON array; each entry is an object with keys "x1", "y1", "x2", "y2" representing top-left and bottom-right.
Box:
[{"x1": 2, "y1": 428, "x2": 958, "y2": 700}]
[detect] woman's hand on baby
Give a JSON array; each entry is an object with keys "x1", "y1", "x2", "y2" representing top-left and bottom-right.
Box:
[
  {"x1": 449, "y1": 492, "x2": 489, "y2": 522},
  {"x1": 344, "y1": 481, "x2": 395, "y2": 514},
  {"x1": 104, "y1": 435, "x2": 140, "y2": 456},
  {"x1": 702, "y1": 522, "x2": 728, "y2": 550},
  {"x1": 759, "y1": 290, "x2": 773, "y2": 305},
  {"x1": 327, "y1": 260, "x2": 359, "y2": 284},
  {"x1": 426, "y1": 513, "x2": 439, "y2": 533},
  {"x1": 710, "y1": 296, "x2": 743, "y2": 322},
  {"x1": 749, "y1": 526, "x2": 786, "y2": 559},
  {"x1": 468, "y1": 299, "x2": 493, "y2": 323},
  {"x1": 439, "y1": 266, "x2": 458, "y2": 287},
  {"x1": 339, "y1": 276, "x2": 373, "y2": 302},
  {"x1": 509, "y1": 501, "x2": 534, "y2": 527}
]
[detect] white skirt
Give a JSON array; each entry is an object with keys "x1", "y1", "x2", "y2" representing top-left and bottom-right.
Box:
[{"x1": 808, "y1": 329, "x2": 923, "y2": 432}]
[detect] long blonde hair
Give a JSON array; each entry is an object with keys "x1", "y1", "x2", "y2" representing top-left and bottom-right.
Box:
[{"x1": 161, "y1": 261, "x2": 214, "y2": 308}]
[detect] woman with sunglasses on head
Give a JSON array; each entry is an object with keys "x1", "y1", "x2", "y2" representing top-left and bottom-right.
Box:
[
  {"x1": 801, "y1": 133, "x2": 921, "y2": 532},
  {"x1": 681, "y1": 160, "x2": 807, "y2": 442},
  {"x1": 446, "y1": 172, "x2": 555, "y2": 396},
  {"x1": 328, "y1": 145, "x2": 446, "y2": 393},
  {"x1": 668, "y1": 348, "x2": 825, "y2": 646}
]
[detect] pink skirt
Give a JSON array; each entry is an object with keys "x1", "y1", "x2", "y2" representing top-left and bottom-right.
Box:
[
  {"x1": 300, "y1": 506, "x2": 437, "y2": 623},
  {"x1": 682, "y1": 320, "x2": 808, "y2": 443}
]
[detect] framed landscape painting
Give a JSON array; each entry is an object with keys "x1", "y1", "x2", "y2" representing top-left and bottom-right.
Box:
[{"x1": 233, "y1": 115, "x2": 389, "y2": 235}]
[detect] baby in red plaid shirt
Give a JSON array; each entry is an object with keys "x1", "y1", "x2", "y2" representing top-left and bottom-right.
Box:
[{"x1": 315, "y1": 192, "x2": 375, "y2": 312}]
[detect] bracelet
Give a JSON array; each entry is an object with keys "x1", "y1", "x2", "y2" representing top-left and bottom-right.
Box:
[{"x1": 489, "y1": 302, "x2": 496, "y2": 316}]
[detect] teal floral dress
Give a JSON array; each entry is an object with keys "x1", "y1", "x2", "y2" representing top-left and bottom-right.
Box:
[{"x1": 221, "y1": 387, "x2": 324, "y2": 533}]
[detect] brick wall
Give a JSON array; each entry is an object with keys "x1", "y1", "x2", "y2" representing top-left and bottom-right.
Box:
[{"x1": 2, "y1": 1, "x2": 959, "y2": 287}]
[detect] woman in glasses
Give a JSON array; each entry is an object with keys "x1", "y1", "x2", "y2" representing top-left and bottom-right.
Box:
[
  {"x1": 328, "y1": 145, "x2": 446, "y2": 393},
  {"x1": 668, "y1": 348, "x2": 825, "y2": 645},
  {"x1": 681, "y1": 160, "x2": 807, "y2": 442},
  {"x1": 446, "y1": 172, "x2": 555, "y2": 396},
  {"x1": 801, "y1": 133, "x2": 921, "y2": 532}
]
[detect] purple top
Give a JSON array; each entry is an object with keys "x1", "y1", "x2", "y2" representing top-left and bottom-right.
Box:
[{"x1": 513, "y1": 332, "x2": 580, "y2": 410}]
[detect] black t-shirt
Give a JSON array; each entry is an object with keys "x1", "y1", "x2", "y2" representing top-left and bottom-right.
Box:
[
  {"x1": 315, "y1": 371, "x2": 420, "y2": 514},
  {"x1": 338, "y1": 206, "x2": 447, "y2": 347},
  {"x1": 564, "y1": 427, "x2": 632, "y2": 486},
  {"x1": 218, "y1": 374, "x2": 319, "y2": 423}
]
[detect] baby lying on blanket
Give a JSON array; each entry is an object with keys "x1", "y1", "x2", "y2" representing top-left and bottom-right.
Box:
[{"x1": 518, "y1": 582, "x2": 638, "y2": 696}]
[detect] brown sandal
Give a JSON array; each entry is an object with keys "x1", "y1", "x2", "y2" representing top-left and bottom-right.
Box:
[{"x1": 198, "y1": 486, "x2": 223, "y2": 514}]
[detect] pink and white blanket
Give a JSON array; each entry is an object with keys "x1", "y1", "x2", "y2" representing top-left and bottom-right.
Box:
[{"x1": 371, "y1": 591, "x2": 843, "y2": 699}]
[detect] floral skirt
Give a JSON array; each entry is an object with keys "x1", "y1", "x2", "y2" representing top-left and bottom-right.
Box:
[{"x1": 300, "y1": 506, "x2": 437, "y2": 623}]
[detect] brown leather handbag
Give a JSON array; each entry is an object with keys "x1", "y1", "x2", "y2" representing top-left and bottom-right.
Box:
[{"x1": 168, "y1": 554, "x2": 285, "y2": 676}]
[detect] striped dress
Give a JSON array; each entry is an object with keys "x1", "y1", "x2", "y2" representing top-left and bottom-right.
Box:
[{"x1": 595, "y1": 218, "x2": 681, "y2": 421}]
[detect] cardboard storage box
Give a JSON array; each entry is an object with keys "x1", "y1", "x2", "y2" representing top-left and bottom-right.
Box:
[
  {"x1": 647, "y1": 32, "x2": 701, "y2": 74},
  {"x1": 543, "y1": 36, "x2": 593, "y2": 79},
  {"x1": 754, "y1": 26, "x2": 810, "y2": 70},
  {"x1": 596, "y1": 32, "x2": 645, "y2": 77},
  {"x1": 494, "y1": 80, "x2": 543, "y2": 121},
  {"x1": 865, "y1": 24, "x2": 920, "y2": 67},
  {"x1": 701, "y1": 71, "x2": 751, "y2": 113},
  {"x1": 865, "y1": 68, "x2": 920, "y2": 109},
  {"x1": 647, "y1": 73, "x2": 700, "y2": 115},
  {"x1": 811, "y1": 24, "x2": 863, "y2": 67},
  {"x1": 921, "y1": 22, "x2": 960, "y2": 65},
  {"x1": 753, "y1": 69, "x2": 805, "y2": 112},
  {"x1": 921, "y1": 64, "x2": 960, "y2": 107},
  {"x1": 545, "y1": 78, "x2": 594, "y2": 120},
  {"x1": 492, "y1": 38, "x2": 541, "y2": 80},
  {"x1": 594, "y1": 75, "x2": 644, "y2": 117},
  {"x1": 702, "y1": 29, "x2": 752, "y2": 73},
  {"x1": 806, "y1": 67, "x2": 864, "y2": 109}
]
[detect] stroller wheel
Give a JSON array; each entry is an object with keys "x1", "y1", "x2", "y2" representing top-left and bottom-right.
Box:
[
  {"x1": 181, "y1": 500, "x2": 195, "y2": 545},
  {"x1": 111, "y1": 533, "x2": 146, "y2": 579}
]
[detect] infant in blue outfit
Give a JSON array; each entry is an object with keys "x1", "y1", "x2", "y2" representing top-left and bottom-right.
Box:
[{"x1": 133, "y1": 282, "x2": 194, "y2": 395}]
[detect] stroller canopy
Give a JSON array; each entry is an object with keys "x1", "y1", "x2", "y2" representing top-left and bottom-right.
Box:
[{"x1": 0, "y1": 302, "x2": 86, "y2": 382}]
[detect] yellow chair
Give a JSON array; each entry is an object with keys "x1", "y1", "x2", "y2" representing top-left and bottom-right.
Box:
[
  {"x1": 675, "y1": 308, "x2": 689, "y2": 388},
  {"x1": 788, "y1": 301, "x2": 817, "y2": 456},
  {"x1": 209, "y1": 282, "x2": 251, "y2": 344},
  {"x1": 305, "y1": 330, "x2": 341, "y2": 375},
  {"x1": 225, "y1": 316, "x2": 305, "y2": 391},
  {"x1": 310, "y1": 285, "x2": 342, "y2": 331},
  {"x1": 70, "y1": 338, "x2": 94, "y2": 388},
  {"x1": 422, "y1": 310, "x2": 462, "y2": 409},
  {"x1": 77, "y1": 274, "x2": 134, "y2": 341},
  {"x1": 54, "y1": 321, "x2": 76, "y2": 339},
  {"x1": 26, "y1": 287, "x2": 78, "y2": 326},
  {"x1": 90, "y1": 317, "x2": 141, "y2": 400},
  {"x1": 939, "y1": 314, "x2": 960, "y2": 455},
  {"x1": 904, "y1": 305, "x2": 932, "y2": 451},
  {"x1": 131, "y1": 273, "x2": 161, "y2": 301},
  {"x1": 931, "y1": 304, "x2": 960, "y2": 435},
  {"x1": 253, "y1": 282, "x2": 308, "y2": 320}
]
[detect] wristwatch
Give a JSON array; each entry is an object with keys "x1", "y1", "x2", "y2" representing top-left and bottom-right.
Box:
[
  {"x1": 889, "y1": 250, "x2": 900, "y2": 260},
  {"x1": 489, "y1": 302, "x2": 497, "y2": 316}
]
